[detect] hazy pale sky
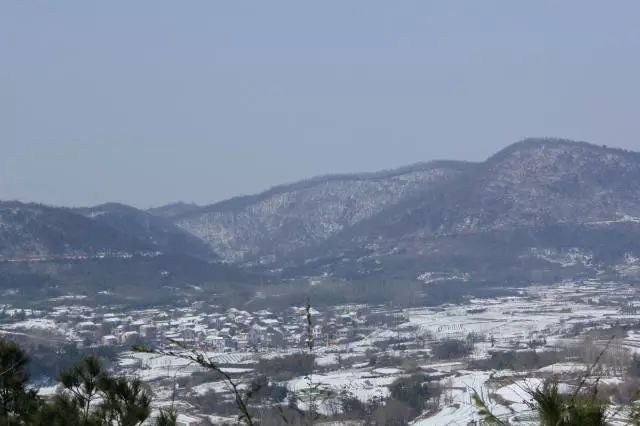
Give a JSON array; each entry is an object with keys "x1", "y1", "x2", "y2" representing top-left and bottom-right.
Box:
[{"x1": 2, "y1": 1, "x2": 640, "y2": 208}]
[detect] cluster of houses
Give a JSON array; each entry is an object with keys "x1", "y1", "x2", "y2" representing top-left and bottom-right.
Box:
[
  {"x1": 1, "y1": 295, "x2": 414, "y2": 365},
  {"x1": 21, "y1": 301, "x2": 376, "y2": 353}
]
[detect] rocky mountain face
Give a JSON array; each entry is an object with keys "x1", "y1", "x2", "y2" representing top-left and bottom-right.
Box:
[{"x1": 170, "y1": 161, "x2": 474, "y2": 263}]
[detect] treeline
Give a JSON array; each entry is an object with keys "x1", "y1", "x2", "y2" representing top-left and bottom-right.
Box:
[
  {"x1": 240, "y1": 279, "x2": 513, "y2": 311},
  {"x1": 256, "y1": 354, "x2": 314, "y2": 380}
]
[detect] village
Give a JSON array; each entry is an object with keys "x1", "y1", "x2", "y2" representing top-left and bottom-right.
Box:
[
  {"x1": 0, "y1": 296, "x2": 369, "y2": 353},
  {"x1": 2, "y1": 279, "x2": 640, "y2": 424}
]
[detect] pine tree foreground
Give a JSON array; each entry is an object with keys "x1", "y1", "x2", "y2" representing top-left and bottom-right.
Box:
[{"x1": 0, "y1": 338, "x2": 163, "y2": 426}]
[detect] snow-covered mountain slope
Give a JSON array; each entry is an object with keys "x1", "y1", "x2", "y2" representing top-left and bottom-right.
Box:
[
  {"x1": 347, "y1": 138, "x2": 640, "y2": 240},
  {"x1": 0, "y1": 201, "x2": 151, "y2": 258},
  {"x1": 9, "y1": 138, "x2": 640, "y2": 282},
  {"x1": 169, "y1": 161, "x2": 474, "y2": 262},
  {"x1": 74, "y1": 203, "x2": 214, "y2": 259},
  {"x1": 302, "y1": 139, "x2": 640, "y2": 279},
  {"x1": 0, "y1": 201, "x2": 213, "y2": 260}
]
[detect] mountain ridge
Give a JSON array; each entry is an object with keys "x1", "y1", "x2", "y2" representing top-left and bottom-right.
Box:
[
  {"x1": 73, "y1": 202, "x2": 214, "y2": 259},
  {"x1": 293, "y1": 138, "x2": 640, "y2": 279},
  {"x1": 168, "y1": 160, "x2": 476, "y2": 219},
  {"x1": 169, "y1": 160, "x2": 475, "y2": 262},
  {"x1": 5, "y1": 138, "x2": 640, "y2": 283}
]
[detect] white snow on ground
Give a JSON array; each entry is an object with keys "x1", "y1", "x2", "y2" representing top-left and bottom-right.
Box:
[
  {"x1": 316, "y1": 353, "x2": 339, "y2": 366},
  {"x1": 2, "y1": 318, "x2": 59, "y2": 331},
  {"x1": 35, "y1": 384, "x2": 60, "y2": 397},
  {"x1": 118, "y1": 352, "x2": 254, "y2": 381},
  {"x1": 96, "y1": 281, "x2": 640, "y2": 424},
  {"x1": 495, "y1": 378, "x2": 542, "y2": 403},
  {"x1": 421, "y1": 362, "x2": 465, "y2": 373},
  {"x1": 414, "y1": 373, "x2": 575, "y2": 425},
  {"x1": 288, "y1": 369, "x2": 396, "y2": 403},
  {"x1": 120, "y1": 353, "x2": 200, "y2": 381},
  {"x1": 589, "y1": 215, "x2": 640, "y2": 225},
  {"x1": 403, "y1": 284, "x2": 621, "y2": 346},
  {"x1": 50, "y1": 294, "x2": 88, "y2": 301},
  {"x1": 624, "y1": 330, "x2": 640, "y2": 354},
  {"x1": 192, "y1": 381, "x2": 248, "y2": 396},
  {"x1": 413, "y1": 370, "x2": 495, "y2": 426},
  {"x1": 220, "y1": 368, "x2": 254, "y2": 374},
  {"x1": 207, "y1": 415, "x2": 238, "y2": 424},
  {"x1": 372, "y1": 367, "x2": 402, "y2": 375},
  {"x1": 537, "y1": 362, "x2": 587, "y2": 374},
  {"x1": 118, "y1": 358, "x2": 140, "y2": 367}
]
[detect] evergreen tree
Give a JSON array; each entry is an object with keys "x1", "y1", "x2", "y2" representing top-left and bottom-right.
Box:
[
  {"x1": 30, "y1": 394, "x2": 83, "y2": 426},
  {"x1": 98, "y1": 376, "x2": 151, "y2": 426},
  {"x1": 0, "y1": 339, "x2": 39, "y2": 424},
  {"x1": 58, "y1": 355, "x2": 106, "y2": 423},
  {"x1": 154, "y1": 408, "x2": 178, "y2": 426},
  {"x1": 0, "y1": 339, "x2": 152, "y2": 426}
]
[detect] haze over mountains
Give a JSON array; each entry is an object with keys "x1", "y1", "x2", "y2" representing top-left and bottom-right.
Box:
[{"x1": 3, "y1": 138, "x2": 640, "y2": 282}]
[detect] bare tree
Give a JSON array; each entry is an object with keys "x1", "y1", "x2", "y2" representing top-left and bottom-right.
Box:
[{"x1": 133, "y1": 340, "x2": 255, "y2": 426}]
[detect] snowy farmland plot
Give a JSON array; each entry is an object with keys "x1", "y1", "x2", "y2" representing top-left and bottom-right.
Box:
[{"x1": 5, "y1": 279, "x2": 640, "y2": 424}]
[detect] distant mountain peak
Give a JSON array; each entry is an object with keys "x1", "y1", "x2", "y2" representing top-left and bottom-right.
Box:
[{"x1": 488, "y1": 137, "x2": 637, "y2": 163}]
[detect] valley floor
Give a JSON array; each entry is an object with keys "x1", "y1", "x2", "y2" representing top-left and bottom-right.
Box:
[{"x1": 2, "y1": 279, "x2": 640, "y2": 424}]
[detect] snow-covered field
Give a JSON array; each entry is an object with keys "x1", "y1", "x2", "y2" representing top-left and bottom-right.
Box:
[
  {"x1": 107, "y1": 281, "x2": 640, "y2": 423},
  {"x1": 5, "y1": 279, "x2": 640, "y2": 424}
]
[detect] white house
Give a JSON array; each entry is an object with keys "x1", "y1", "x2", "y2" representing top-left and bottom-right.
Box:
[
  {"x1": 101, "y1": 335, "x2": 118, "y2": 346},
  {"x1": 176, "y1": 414, "x2": 202, "y2": 426}
]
